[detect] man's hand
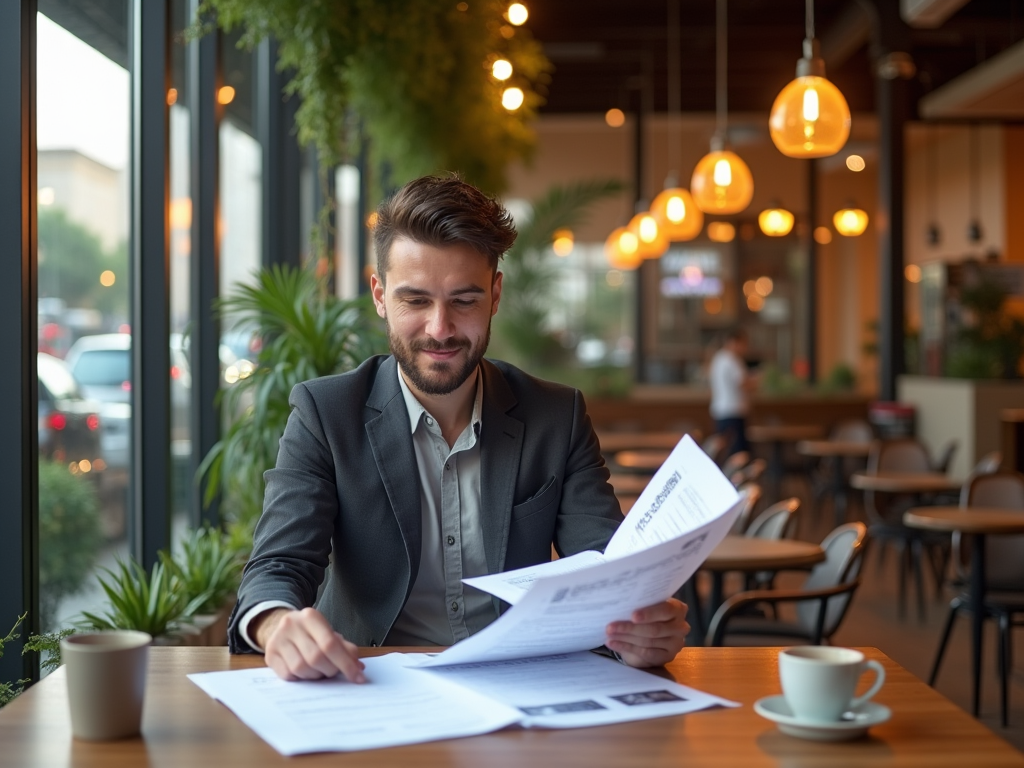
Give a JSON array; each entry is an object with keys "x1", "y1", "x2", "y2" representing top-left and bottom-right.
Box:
[
  {"x1": 605, "y1": 598, "x2": 690, "y2": 668},
  {"x1": 251, "y1": 607, "x2": 366, "y2": 683}
]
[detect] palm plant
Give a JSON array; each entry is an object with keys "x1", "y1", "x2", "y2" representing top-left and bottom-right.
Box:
[
  {"x1": 160, "y1": 526, "x2": 244, "y2": 616},
  {"x1": 200, "y1": 264, "x2": 387, "y2": 539},
  {"x1": 493, "y1": 179, "x2": 625, "y2": 368},
  {"x1": 77, "y1": 558, "x2": 207, "y2": 639}
]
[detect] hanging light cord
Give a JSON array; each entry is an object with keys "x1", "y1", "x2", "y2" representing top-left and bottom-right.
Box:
[
  {"x1": 716, "y1": 0, "x2": 727, "y2": 141},
  {"x1": 667, "y1": 0, "x2": 681, "y2": 179},
  {"x1": 969, "y1": 124, "x2": 979, "y2": 222},
  {"x1": 806, "y1": 0, "x2": 815, "y2": 41}
]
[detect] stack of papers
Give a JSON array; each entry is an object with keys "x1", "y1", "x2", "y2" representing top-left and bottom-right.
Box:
[{"x1": 190, "y1": 436, "x2": 744, "y2": 754}]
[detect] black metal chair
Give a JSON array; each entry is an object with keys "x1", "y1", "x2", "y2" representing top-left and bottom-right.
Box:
[{"x1": 707, "y1": 522, "x2": 868, "y2": 646}]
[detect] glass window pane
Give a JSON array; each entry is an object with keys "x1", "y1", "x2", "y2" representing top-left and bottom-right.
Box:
[{"x1": 36, "y1": 9, "x2": 131, "y2": 633}]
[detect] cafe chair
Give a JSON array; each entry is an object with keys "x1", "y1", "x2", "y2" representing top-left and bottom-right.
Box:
[
  {"x1": 730, "y1": 458, "x2": 766, "y2": 488},
  {"x1": 932, "y1": 440, "x2": 959, "y2": 475},
  {"x1": 706, "y1": 522, "x2": 869, "y2": 647},
  {"x1": 729, "y1": 483, "x2": 763, "y2": 535},
  {"x1": 744, "y1": 497, "x2": 801, "y2": 594},
  {"x1": 929, "y1": 471, "x2": 1024, "y2": 727},
  {"x1": 701, "y1": 433, "x2": 728, "y2": 465},
  {"x1": 721, "y1": 451, "x2": 751, "y2": 479},
  {"x1": 949, "y1": 452, "x2": 1006, "y2": 581},
  {"x1": 864, "y1": 438, "x2": 945, "y2": 620},
  {"x1": 809, "y1": 420, "x2": 874, "y2": 502}
]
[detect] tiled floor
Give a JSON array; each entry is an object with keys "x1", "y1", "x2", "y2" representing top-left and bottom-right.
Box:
[{"x1": 745, "y1": 480, "x2": 1024, "y2": 753}]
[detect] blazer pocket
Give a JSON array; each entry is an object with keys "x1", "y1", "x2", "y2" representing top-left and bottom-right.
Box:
[{"x1": 511, "y1": 476, "x2": 559, "y2": 522}]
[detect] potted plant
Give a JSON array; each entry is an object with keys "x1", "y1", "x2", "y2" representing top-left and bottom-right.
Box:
[
  {"x1": 161, "y1": 526, "x2": 244, "y2": 645},
  {"x1": 77, "y1": 558, "x2": 207, "y2": 643},
  {"x1": 200, "y1": 264, "x2": 387, "y2": 547}
]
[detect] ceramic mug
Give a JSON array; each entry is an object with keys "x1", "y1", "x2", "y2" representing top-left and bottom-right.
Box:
[
  {"x1": 61, "y1": 630, "x2": 151, "y2": 740},
  {"x1": 778, "y1": 646, "x2": 886, "y2": 723}
]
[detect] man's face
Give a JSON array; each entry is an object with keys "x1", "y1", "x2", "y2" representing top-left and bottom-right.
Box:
[{"x1": 370, "y1": 237, "x2": 502, "y2": 397}]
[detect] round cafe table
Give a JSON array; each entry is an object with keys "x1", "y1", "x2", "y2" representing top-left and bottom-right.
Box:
[
  {"x1": 747, "y1": 424, "x2": 824, "y2": 498},
  {"x1": 596, "y1": 431, "x2": 692, "y2": 454},
  {"x1": 904, "y1": 506, "x2": 1024, "y2": 718},
  {"x1": 693, "y1": 536, "x2": 825, "y2": 643},
  {"x1": 797, "y1": 439, "x2": 873, "y2": 526},
  {"x1": 849, "y1": 471, "x2": 961, "y2": 495}
]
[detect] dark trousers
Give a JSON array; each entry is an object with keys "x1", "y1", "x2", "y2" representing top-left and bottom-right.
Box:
[{"x1": 715, "y1": 416, "x2": 749, "y2": 456}]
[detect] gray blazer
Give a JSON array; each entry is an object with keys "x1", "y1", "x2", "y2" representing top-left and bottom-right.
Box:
[{"x1": 227, "y1": 355, "x2": 622, "y2": 652}]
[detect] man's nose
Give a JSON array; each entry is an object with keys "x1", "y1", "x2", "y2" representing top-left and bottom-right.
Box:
[{"x1": 425, "y1": 304, "x2": 455, "y2": 340}]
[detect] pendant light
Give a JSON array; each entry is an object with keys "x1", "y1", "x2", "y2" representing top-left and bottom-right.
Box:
[
  {"x1": 628, "y1": 209, "x2": 669, "y2": 260},
  {"x1": 758, "y1": 204, "x2": 795, "y2": 236},
  {"x1": 604, "y1": 226, "x2": 642, "y2": 270},
  {"x1": 926, "y1": 128, "x2": 940, "y2": 246},
  {"x1": 769, "y1": 0, "x2": 850, "y2": 158},
  {"x1": 833, "y1": 205, "x2": 868, "y2": 236},
  {"x1": 967, "y1": 125, "x2": 983, "y2": 244},
  {"x1": 691, "y1": 0, "x2": 754, "y2": 215},
  {"x1": 652, "y1": 0, "x2": 703, "y2": 242}
]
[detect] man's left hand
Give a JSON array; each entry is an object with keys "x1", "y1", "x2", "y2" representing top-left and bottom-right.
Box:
[{"x1": 605, "y1": 598, "x2": 690, "y2": 668}]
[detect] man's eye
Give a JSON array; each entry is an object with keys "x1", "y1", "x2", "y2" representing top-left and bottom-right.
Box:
[{"x1": 453, "y1": 298, "x2": 477, "y2": 307}]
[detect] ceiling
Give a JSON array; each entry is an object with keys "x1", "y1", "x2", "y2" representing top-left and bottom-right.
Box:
[
  {"x1": 39, "y1": 0, "x2": 1024, "y2": 121},
  {"x1": 525, "y1": 0, "x2": 1024, "y2": 117}
]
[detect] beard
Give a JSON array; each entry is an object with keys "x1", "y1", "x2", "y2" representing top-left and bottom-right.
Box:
[{"x1": 387, "y1": 320, "x2": 490, "y2": 396}]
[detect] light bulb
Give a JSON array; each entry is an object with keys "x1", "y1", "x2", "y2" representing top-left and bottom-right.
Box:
[
  {"x1": 651, "y1": 188, "x2": 703, "y2": 241},
  {"x1": 501, "y1": 87, "x2": 524, "y2": 111},
  {"x1": 770, "y1": 75, "x2": 850, "y2": 158},
  {"x1": 691, "y1": 150, "x2": 754, "y2": 214},
  {"x1": 507, "y1": 3, "x2": 528, "y2": 25},
  {"x1": 552, "y1": 228, "x2": 574, "y2": 256},
  {"x1": 491, "y1": 59, "x2": 513, "y2": 81}
]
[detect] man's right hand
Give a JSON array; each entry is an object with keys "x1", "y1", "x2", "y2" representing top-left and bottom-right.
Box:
[{"x1": 251, "y1": 607, "x2": 366, "y2": 683}]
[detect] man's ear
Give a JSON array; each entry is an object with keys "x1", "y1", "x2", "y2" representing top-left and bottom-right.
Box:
[
  {"x1": 370, "y1": 273, "x2": 387, "y2": 319},
  {"x1": 491, "y1": 271, "x2": 503, "y2": 316}
]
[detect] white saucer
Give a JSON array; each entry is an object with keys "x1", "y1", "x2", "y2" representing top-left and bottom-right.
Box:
[{"x1": 754, "y1": 695, "x2": 891, "y2": 742}]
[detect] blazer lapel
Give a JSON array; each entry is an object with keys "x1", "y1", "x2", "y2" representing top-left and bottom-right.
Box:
[
  {"x1": 364, "y1": 357, "x2": 422, "y2": 585},
  {"x1": 479, "y1": 360, "x2": 524, "y2": 575}
]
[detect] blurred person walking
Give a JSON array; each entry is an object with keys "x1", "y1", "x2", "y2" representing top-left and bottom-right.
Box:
[{"x1": 709, "y1": 329, "x2": 756, "y2": 456}]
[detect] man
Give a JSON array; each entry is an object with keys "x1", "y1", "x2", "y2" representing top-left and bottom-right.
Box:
[
  {"x1": 708, "y1": 328, "x2": 755, "y2": 456},
  {"x1": 228, "y1": 175, "x2": 689, "y2": 683}
]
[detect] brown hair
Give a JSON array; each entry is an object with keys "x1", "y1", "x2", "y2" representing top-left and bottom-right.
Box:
[{"x1": 373, "y1": 174, "x2": 517, "y2": 281}]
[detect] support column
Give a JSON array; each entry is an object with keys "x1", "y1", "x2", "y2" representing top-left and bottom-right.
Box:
[
  {"x1": 129, "y1": 0, "x2": 172, "y2": 569},
  {"x1": 258, "y1": 38, "x2": 301, "y2": 270},
  {"x1": 806, "y1": 158, "x2": 818, "y2": 384},
  {"x1": 189, "y1": 0, "x2": 220, "y2": 526},
  {"x1": 872, "y1": 1, "x2": 912, "y2": 401},
  {"x1": 0, "y1": 0, "x2": 38, "y2": 684}
]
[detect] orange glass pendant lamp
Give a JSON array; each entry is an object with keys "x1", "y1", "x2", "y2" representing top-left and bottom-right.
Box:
[
  {"x1": 833, "y1": 206, "x2": 868, "y2": 236},
  {"x1": 604, "y1": 227, "x2": 642, "y2": 270},
  {"x1": 650, "y1": 187, "x2": 703, "y2": 241},
  {"x1": 691, "y1": 142, "x2": 754, "y2": 215},
  {"x1": 628, "y1": 211, "x2": 668, "y2": 259},
  {"x1": 769, "y1": 0, "x2": 850, "y2": 158}
]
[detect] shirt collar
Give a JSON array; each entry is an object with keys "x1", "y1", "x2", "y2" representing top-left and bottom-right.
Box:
[{"x1": 396, "y1": 363, "x2": 483, "y2": 437}]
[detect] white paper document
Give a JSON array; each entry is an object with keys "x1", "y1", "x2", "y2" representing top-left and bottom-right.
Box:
[
  {"x1": 188, "y1": 654, "x2": 522, "y2": 755},
  {"x1": 411, "y1": 651, "x2": 738, "y2": 729},
  {"x1": 190, "y1": 652, "x2": 738, "y2": 754},
  {"x1": 432, "y1": 436, "x2": 742, "y2": 666}
]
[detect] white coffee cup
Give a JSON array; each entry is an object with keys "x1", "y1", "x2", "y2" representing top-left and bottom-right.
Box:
[
  {"x1": 778, "y1": 646, "x2": 885, "y2": 723},
  {"x1": 61, "y1": 630, "x2": 151, "y2": 740}
]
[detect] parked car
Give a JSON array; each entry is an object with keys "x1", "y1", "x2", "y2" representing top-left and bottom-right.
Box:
[{"x1": 37, "y1": 352, "x2": 102, "y2": 477}]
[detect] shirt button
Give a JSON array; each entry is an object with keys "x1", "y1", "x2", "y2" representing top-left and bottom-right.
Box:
[
  {"x1": 451, "y1": 601, "x2": 459, "y2": 613},
  {"x1": 445, "y1": 463, "x2": 451, "y2": 471},
  {"x1": 425, "y1": 416, "x2": 434, "y2": 426},
  {"x1": 447, "y1": 535, "x2": 455, "y2": 545}
]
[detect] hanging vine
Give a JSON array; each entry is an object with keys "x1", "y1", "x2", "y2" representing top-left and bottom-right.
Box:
[{"x1": 193, "y1": 0, "x2": 550, "y2": 194}]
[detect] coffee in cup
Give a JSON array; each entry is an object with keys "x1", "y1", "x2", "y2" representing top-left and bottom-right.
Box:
[
  {"x1": 61, "y1": 630, "x2": 151, "y2": 740},
  {"x1": 778, "y1": 646, "x2": 885, "y2": 723}
]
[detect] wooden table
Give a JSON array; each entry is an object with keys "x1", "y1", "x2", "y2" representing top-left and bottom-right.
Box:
[
  {"x1": 850, "y1": 471, "x2": 961, "y2": 495},
  {"x1": 747, "y1": 424, "x2": 825, "y2": 499},
  {"x1": 2, "y1": 646, "x2": 1021, "y2": 767},
  {"x1": 613, "y1": 449, "x2": 670, "y2": 472},
  {"x1": 693, "y1": 536, "x2": 825, "y2": 642},
  {"x1": 904, "y1": 506, "x2": 1024, "y2": 720},
  {"x1": 596, "y1": 431, "x2": 693, "y2": 454},
  {"x1": 797, "y1": 440, "x2": 874, "y2": 526}
]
